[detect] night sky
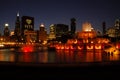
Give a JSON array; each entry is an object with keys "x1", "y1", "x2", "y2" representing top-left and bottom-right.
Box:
[{"x1": 0, "y1": 0, "x2": 120, "y2": 34}]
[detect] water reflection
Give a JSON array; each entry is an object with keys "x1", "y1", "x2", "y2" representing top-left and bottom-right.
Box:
[
  {"x1": 0, "y1": 49, "x2": 120, "y2": 63},
  {"x1": 38, "y1": 51, "x2": 48, "y2": 63},
  {"x1": 18, "y1": 53, "x2": 36, "y2": 62},
  {"x1": 0, "y1": 49, "x2": 15, "y2": 62},
  {"x1": 56, "y1": 50, "x2": 102, "y2": 63}
]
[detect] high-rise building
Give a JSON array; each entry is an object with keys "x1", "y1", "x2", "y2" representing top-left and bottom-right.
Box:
[
  {"x1": 48, "y1": 24, "x2": 56, "y2": 40},
  {"x1": 55, "y1": 24, "x2": 69, "y2": 38},
  {"x1": 115, "y1": 19, "x2": 120, "y2": 30},
  {"x1": 4, "y1": 23, "x2": 10, "y2": 37},
  {"x1": 39, "y1": 23, "x2": 47, "y2": 43},
  {"x1": 21, "y1": 16, "x2": 34, "y2": 35},
  {"x1": 70, "y1": 18, "x2": 76, "y2": 34},
  {"x1": 102, "y1": 22, "x2": 106, "y2": 35},
  {"x1": 14, "y1": 12, "x2": 21, "y2": 36},
  {"x1": 106, "y1": 19, "x2": 120, "y2": 38}
]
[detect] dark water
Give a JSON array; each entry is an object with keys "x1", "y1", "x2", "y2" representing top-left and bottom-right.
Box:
[{"x1": 0, "y1": 48, "x2": 120, "y2": 63}]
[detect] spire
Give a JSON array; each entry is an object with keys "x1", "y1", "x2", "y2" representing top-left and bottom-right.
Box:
[
  {"x1": 17, "y1": 12, "x2": 19, "y2": 17},
  {"x1": 16, "y1": 12, "x2": 20, "y2": 22}
]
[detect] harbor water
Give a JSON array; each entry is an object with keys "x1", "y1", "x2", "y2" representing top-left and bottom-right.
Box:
[{"x1": 0, "y1": 48, "x2": 120, "y2": 63}]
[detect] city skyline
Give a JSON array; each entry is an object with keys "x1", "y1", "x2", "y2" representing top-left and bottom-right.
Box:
[{"x1": 0, "y1": 0, "x2": 120, "y2": 34}]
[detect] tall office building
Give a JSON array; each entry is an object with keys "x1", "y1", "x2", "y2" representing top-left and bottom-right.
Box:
[
  {"x1": 14, "y1": 12, "x2": 21, "y2": 36},
  {"x1": 70, "y1": 18, "x2": 76, "y2": 34},
  {"x1": 21, "y1": 16, "x2": 34, "y2": 35}
]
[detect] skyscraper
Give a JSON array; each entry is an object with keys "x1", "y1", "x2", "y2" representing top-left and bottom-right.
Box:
[
  {"x1": 39, "y1": 23, "x2": 47, "y2": 43},
  {"x1": 21, "y1": 16, "x2": 34, "y2": 35},
  {"x1": 4, "y1": 23, "x2": 10, "y2": 37},
  {"x1": 102, "y1": 22, "x2": 106, "y2": 36},
  {"x1": 70, "y1": 18, "x2": 76, "y2": 34},
  {"x1": 55, "y1": 24, "x2": 69, "y2": 38},
  {"x1": 115, "y1": 19, "x2": 120, "y2": 30},
  {"x1": 14, "y1": 12, "x2": 21, "y2": 36},
  {"x1": 48, "y1": 24, "x2": 56, "y2": 40}
]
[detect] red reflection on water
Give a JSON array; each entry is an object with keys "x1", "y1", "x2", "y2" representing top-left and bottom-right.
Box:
[
  {"x1": 22, "y1": 45, "x2": 34, "y2": 53},
  {"x1": 23, "y1": 53, "x2": 32, "y2": 62}
]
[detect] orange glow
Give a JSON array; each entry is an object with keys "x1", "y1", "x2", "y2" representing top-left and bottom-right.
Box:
[
  {"x1": 116, "y1": 43, "x2": 120, "y2": 49},
  {"x1": 56, "y1": 46, "x2": 60, "y2": 50},
  {"x1": 78, "y1": 46, "x2": 83, "y2": 50},
  {"x1": 95, "y1": 45, "x2": 102, "y2": 49},
  {"x1": 77, "y1": 31, "x2": 96, "y2": 39},
  {"x1": 61, "y1": 45, "x2": 64, "y2": 49},
  {"x1": 65, "y1": 45, "x2": 69, "y2": 50},
  {"x1": 74, "y1": 39, "x2": 78, "y2": 44},
  {"x1": 70, "y1": 45, "x2": 74, "y2": 50},
  {"x1": 87, "y1": 45, "x2": 94, "y2": 50},
  {"x1": 116, "y1": 45, "x2": 119, "y2": 49}
]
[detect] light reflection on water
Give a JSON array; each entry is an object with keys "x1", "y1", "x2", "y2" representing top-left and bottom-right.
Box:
[{"x1": 0, "y1": 48, "x2": 120, "y2": 63}]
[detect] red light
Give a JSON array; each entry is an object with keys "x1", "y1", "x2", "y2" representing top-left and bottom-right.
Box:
[{"x1": 22, "y1": 45, "x2": 34, "y2": 53}]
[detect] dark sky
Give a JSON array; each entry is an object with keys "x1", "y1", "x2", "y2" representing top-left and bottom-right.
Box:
[{"x1": 0, "y1": 0, "x2": 120, "y2": 34}]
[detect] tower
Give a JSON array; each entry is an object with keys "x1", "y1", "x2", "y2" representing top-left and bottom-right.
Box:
[
  {"x1": 39, "y1": 23, "x2": 47, "y2": 43},
  {"x1": 14, "y1": 12, "x2": 21, "y2": 36},
  {"x1": 4, "y1": 23, "x2": 10, "y2": 36},
  {"x1": 70, "y1": 18, "x2": 76, "y2": 34},
  {"x1": 102, "y1": 22, "x2": 106, "y2": 36}
]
